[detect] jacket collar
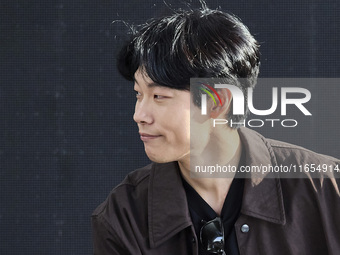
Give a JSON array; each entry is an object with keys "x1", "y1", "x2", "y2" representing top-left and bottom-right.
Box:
[
  {"x1": 238, "y1": 127, "x2": 286, "y2": 225},
  {"x1": 148, "y1": 127, "x2": 286, "y2": 248},
  {"x1": 148, "y1": 161, "x2": 192, "y2": 248}
]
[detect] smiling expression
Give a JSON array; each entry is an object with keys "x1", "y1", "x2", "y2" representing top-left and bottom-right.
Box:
[{"x1": 133, "y1": 69, "x2": 191, "y2": 163}]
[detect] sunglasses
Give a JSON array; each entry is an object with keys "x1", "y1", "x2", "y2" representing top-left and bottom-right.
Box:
[{"x1": 200, "y1": 217, "x2": 226, "y2": 255}]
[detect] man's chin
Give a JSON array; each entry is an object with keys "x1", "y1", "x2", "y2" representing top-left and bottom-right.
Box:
[
  {"x1": 146, "y1": 155, "x2": 170, "y2": 163},
  {"x1": 145, "y1": 150, "x2": 171, "y2": 163}
]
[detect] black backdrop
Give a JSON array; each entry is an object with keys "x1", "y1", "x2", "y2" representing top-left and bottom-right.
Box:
[{"x1": 1, "y1": 0, "x2": 339, "y2": 254}]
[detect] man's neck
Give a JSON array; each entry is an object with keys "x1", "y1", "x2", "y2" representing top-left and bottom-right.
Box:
[{"x1": 178, "y1": 128, "x2": 242, "y2": 215}]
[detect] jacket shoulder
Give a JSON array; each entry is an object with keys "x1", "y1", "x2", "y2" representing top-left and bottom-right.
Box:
[
  {"x1": 92, "y1": 163, "x2": 153, "y2": 217},
  {"x1": 265, "y1": 138, "x2": 340, "y2": 184},
  {"x1": 91, "y1": 163, "x2": 156, "y2": 253},
  {"x1": 266, "y1": 138, "x2": 340, "y2": 164}
]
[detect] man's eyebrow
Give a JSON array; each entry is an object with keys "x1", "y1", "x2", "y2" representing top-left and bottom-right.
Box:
[
  {"x1": 147, "y1": 82, "x2": 165, "y2": 88},
  {"x1": 134, "y1": 78, "x2": 167, "y2": 89}
]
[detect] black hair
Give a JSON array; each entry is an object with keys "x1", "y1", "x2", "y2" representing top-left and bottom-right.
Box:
[{"x1": 117, "y1": 5, "x2": 260, "y2": 127}]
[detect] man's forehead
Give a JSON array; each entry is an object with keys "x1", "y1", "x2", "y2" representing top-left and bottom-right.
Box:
[
  {"x1": 134, "y1": 69, "x2": 156, "y2": 87},
  {"x1": 134, "y1": 68, "x2": 150, "y2": 82},
  {"x1": 134, "y1": 70, "x2": 171, "y2": 90}
]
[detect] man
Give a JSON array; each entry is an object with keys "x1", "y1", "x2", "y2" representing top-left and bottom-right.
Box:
[{"x1": 92, "y1": 5, "x2": 340, "y2": 255}]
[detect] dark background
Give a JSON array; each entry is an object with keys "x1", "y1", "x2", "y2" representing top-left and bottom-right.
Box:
[{"x1": 1, "y1": 0, "x2": 339, "y2": 254}]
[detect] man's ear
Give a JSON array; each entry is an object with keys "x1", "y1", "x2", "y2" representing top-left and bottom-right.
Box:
[{"x1": 210, "y1": 88, "x2": 232, "y2": 119}]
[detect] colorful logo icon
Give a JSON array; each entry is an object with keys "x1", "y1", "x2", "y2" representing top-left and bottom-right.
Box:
[{"x1": 198, "y1": 83, "x2": 223, "y2": 107}]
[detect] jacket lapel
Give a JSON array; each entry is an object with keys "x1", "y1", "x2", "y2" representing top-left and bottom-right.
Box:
[
  {"x1": 148, "y1": 162, "x2": 192, "y2": 248},
  {"x1": 238, "y1": 127, "x2": 286, "y2": 225}
]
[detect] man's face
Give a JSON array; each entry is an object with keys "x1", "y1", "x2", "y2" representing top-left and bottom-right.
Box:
[{"x1": 133, "y1": 69, "x2": 191, "y2": 163}]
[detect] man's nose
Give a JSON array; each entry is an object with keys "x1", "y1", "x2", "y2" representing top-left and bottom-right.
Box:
[{"x1": 133, "y1": 100, "x2": 153, "y2": 124}]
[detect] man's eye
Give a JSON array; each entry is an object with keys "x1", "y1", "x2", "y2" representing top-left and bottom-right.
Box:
[
  {"x1": 135, "y1": 91, "x2": 142, "y2": 98},
  {"x1": 154, "y1": 95, "x2": 166, "y2": 99}
]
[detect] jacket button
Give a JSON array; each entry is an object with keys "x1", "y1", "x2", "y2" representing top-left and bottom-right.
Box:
[
  {"x1": 192, "y1": 237, "x2": 196, "y2": 243},
  {"x1": 241, "y1": 224, "x2": 250, "y2": 233}
]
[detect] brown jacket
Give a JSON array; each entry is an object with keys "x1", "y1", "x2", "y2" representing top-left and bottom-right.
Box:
[{"x1": 92, "y1": 127, "x2": 340, "y2": 255}]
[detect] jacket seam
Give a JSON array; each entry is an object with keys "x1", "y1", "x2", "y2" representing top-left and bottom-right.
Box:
[
  {"x1": 275, "y1": 178, "x2": 286, "y2": 224},
  {"x1": 264, "y1": 136, "x2": 287, "y2": 225},
  {"x1": 253, "y1": 132, "x2": 286, "y2": 224}
]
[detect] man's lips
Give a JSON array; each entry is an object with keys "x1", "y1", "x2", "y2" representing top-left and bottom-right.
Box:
[{"x1": 139, "y1": 133, "x2": 162, "y2": 142}]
